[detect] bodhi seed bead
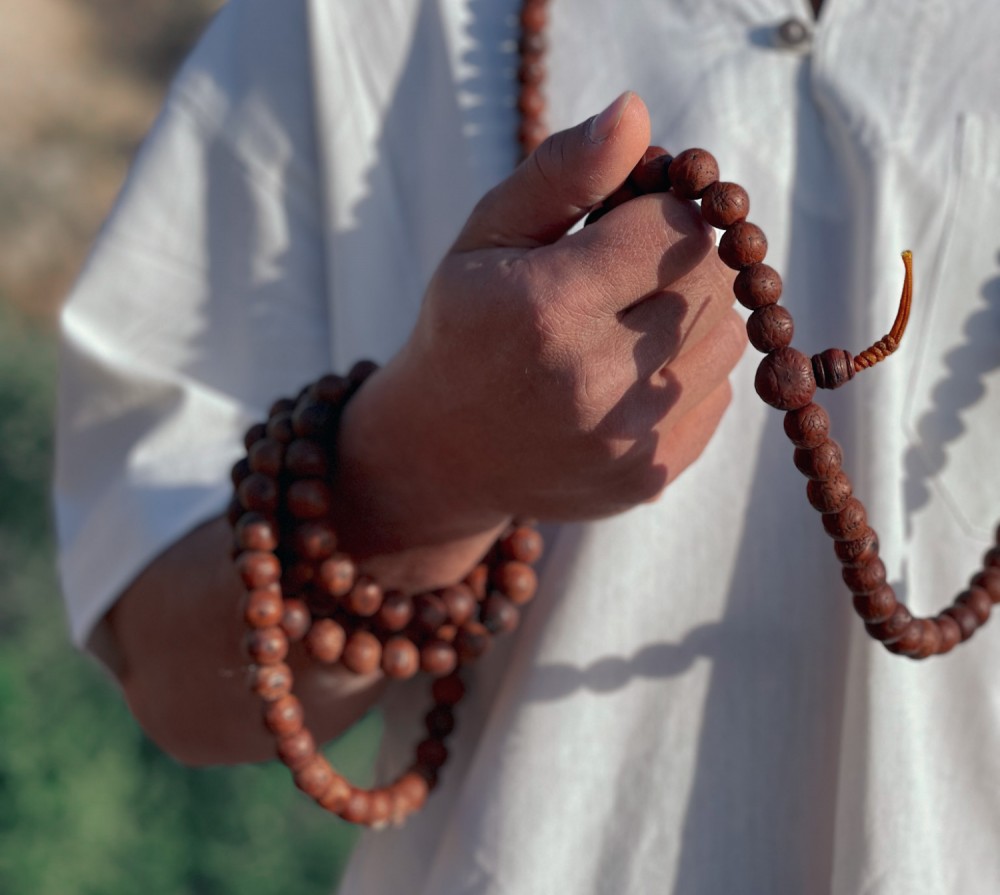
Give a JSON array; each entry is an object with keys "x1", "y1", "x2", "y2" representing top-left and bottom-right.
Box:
[
  {"x1": 782, "y1": 402, "x2": 830, "y2": 448},
  {"x1": 455, "y1": 622, "x2": 492, "y2": 661},
  {"x1": 294, "y1": 756, "x2": 336, "y2": 800},
  {"x1": 865, "y1": 603, "x2": 913, "y2": 644},
  {"x1": 420, "y1": 640, "x2": 459, "y2": 677},
  {"x1": 957, "y1": 586, "x2": 992, "y2": 624},
  {"x1": 318, "y1": 774, "x2": 353, "y2": 813},
  {"x1": 718, "y1": 221, "x2": 768, "y2": 269},
  {"x1": 439, "y1": 584, "x2": 477, "y2": 626},
  {"x1": 341, "y1": 631, "x2": 382, "y2": 675},
  {"x1": 277, "y1": 728, "x2": 316, "y2": 771},
  {"x1": 382, "y1": 637, "x2": 421, "y2": 679},
  {"x1": 628, "y1": 146, "x2": 673, "y2": 194},
  {"x1": 834, "y1": 528, "x2": 880, "y2": 566},
  {"x1": 668, "y1": 148, "x2": 719, "y2": 199},
  {"x1": 734, "y1": 262, "x2": 783, "y2": 309},
  {"x1": 235, "y1": 513, "x2": 278, "y2": 552},
  {"x1": 943, "y1": 603, "x2": 979, "y2": 641},
  {"x1": 238, "y1": 473, "x2": 279, "y2": 513},
  {"x1": 286, "y1": 479, "x2": 332, "y2": 520},
  {"x1": 377, "y1": 592, "x2": 414, "y2": 632},
  {"x1": 936, "y1": 615, "x2": 962, "y2": 654},
  {"x1": 493, "y1": 561, "x2": 538, "y2": 605},
  {"x1": 746, "y1": 304, "x2": 794, "y2": 353},
  {"x1": 425, "y1": 705, "x2": 456, "y2": 739},
  {"x1": 806, "y1": 471, "x2": 853, "y2": 513},
  {"x1": 754, "y1": 348, "x2": 817, "y2": 410},
  {"x1": 883, "y1": 620, "x2": 925, "y2": 656},
  {"x1": 284, "y1": 439, "x2": 329, "y2": 478},
  {"x1": 250, "y1": 663, "x2": 293, "y2": 701},
  {"x1": 432, "y1": 673, "x2": 466, "y2": 706},
  {"x1": 480, "y1": 593, "x2": 521, "y2": 634},
  {"x1": 700, "y1": 181, "x2": 749, "y2": 228},
  {"x1": 852, "y1": 584, "x2": 897, "y2": 624},
  {"x1": 842, "y1": 557, "x2": 887, "y2": 594},
  {"x1": 416, "y1": 739, "x2": 449, "y2": 771},
  {"x1": 340, "y1": 789, "x2": 374, "y2": 826},
  {"x1": 972, "y1": 568, "x2": 1000, "y2": 603},
  {"x1": 500, "y1": 526, "x2": 545, "y2": 563},
  {"x1": 306, "y1": 618, "x2": 346, "y2": 663},
  {"x1": 235, "y1": 551, "x2": 281, "y2": 589},
  {"x1": 822, "y1": 497, "x2": 868, "y2": 541},
  {"x1": 793, "y1": 439, "x2": 843, "y2": 480},
  {"x1": 414, "y1": 593, "x2": 449, "y2": 631},
  {"x1": 244, "y1": 586, "x2": 284, "y2": 628},
  {"x1": 264, "y1": 695, "x2": 304, "y2": 737},
  {"x1": 345, "y1": 579, "x2": 384, "y2": 617},
  {"x1": 291, "y1": 522, "x2": 337, "y2": 561},
  {"x1": 248, "y1": 437, "x2": 285, "y2": 477},
  {"x1": 246, "y1": 626, "x2": 289, "y2": 665},
  {"x1": 318, "y1": 555, "x2": 356, "y2": 597},
  {"x1": 281, "y1": 599, "x2": 312, "y2": 641},
  {"x1": 906, "y1": 619, "x2": 943, "y2": 660}
]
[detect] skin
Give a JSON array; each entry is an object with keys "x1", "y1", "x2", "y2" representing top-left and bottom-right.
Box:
[{"x1": 95, "y1": 93, "x2": 748, "y2": 766}]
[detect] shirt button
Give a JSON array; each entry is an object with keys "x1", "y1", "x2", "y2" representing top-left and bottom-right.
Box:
[{"x1": 774, "y1": 17, "x2": 812, "y2": 50}]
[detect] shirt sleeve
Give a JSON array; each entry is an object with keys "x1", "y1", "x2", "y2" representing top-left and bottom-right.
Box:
[{"x1": 53, "y1": 0, "x2": 332, "y2": 649}]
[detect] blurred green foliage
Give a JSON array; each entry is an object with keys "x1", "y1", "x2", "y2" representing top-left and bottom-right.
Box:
[{"x1": 0, "y1": 305, "x2": 377, "y2": 895}]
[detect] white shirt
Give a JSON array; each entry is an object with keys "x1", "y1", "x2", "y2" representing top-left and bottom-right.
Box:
[{"x1": 56, "y1": 1, "x2": 1000, "y2": 892}]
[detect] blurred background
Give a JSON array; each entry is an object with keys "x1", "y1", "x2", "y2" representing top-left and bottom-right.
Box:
[{"x1": 0, "y1": 2, "x2": 378, "y2": 892}]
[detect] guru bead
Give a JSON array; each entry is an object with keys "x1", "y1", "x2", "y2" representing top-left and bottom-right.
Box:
[{"x1": 811, "y1": 348, "x2": 856, "y2": 390}]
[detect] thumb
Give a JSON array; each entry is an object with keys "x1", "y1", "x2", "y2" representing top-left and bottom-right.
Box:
[{"x1": 453, "y1": 91, "x2": 651, "y2": 252}]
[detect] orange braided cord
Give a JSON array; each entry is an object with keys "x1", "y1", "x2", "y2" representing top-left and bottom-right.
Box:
[{"x1": 854, "y1": 250, "x2": 913, "y2": 372}]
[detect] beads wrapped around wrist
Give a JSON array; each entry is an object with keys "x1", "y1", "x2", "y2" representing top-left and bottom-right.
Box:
[{"x1": 228, "y1": 361, "x2": 544, "y2": 827}]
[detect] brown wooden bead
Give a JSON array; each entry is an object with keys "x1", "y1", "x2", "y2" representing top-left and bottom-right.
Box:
[
  {"x1": 865, "y1": 603, "x2": 913, "y2": 644},
  {"x1": 812, "y1": 348, "x2": 856, "y2": 390},
  {"x1": 340, "y1": 789, "x2": 374, "y2": 826},
  {"x1": 935, "y1": 615, "x2": 962, "y2": 655},
  {"x1": 294, "y1": 755, "x2": 336, "y2": 800},
  {"x1": 793, "y1": 439, "x2": 844, "y2": 480},
  {"x1": 455, "y1": 622, "x2": 492, "y2": 661},
  {"x1": 517, "y1": 58, "x2": 546, "y2": 86},
  {"x1": 231, "y1": 457, "x2": 252, "y2": 488},
  {"x1": 238, "y1": 473, "x2": 279, "y2": 514},
  {"x1": 286, "y1": 479, "x2": 332, "y2": 520},
  {"x1": 306, "y1": 618, "x2": 346, "y2": 663},
  {"x1": 806, "y1": 470, "x2": 853, "y2": 513},
  {"x1": 317, "y1": 773, "x2": 352, "y2": 813},
  {"x1": 883, "y1": 620, "x2": 925, "y2": 656},
  {"x1": 746, "y1": 304, "x2": 794, "y2": 353},
  {"x1": 291, "y1": 521, "x2": 337, "y2": 561},
  {"x1": 269, "y1": 397, "x2": 296, "y2": 417},
  {"x1": 517, "y1": 85, "x2": 545, "y2": 118},
  {"x1": 520, "y1": 1, "x2": 548, "y2": 30},
  {"x1": 942, "y1": 603, "x2": 979, "y2": 642},
  {"x1": 234, "y1": 513, "x2": 278, "y2": 552},
  {"x1": 822, "y1": 497, "x2": 868, "y2": 541},
  {"x1": 972, "y1": 568, "x2": 1000, "y2": 603},
  {"x1": 464, "y1": 564, "x2": 489, "y2": 599},
  {"x1": 281, "y1": 599, "x2": 311, "y2": 641},
  {"x1": 346, "y1": 359, "x2": 378, "y2": 390},
  {"x1": 985, "y1": 546, "x2": 1000, "y2": 569},
  {"x1": 317, "y1": 555, "x2": 356, "y2": 597},
  {"x1": 341, "y1": 631, "x2": 382, "y2": 675},
  {"x1": 420, "y1": 639, "x2": 458, "y2": 677},
  {"x1": 518, "y1": 29, "x2": 547, "y2": 56},
  {"x1": 733, "y1": 262, "x2": 783, "y2": 309},
  {"x1": 248, "y1": 437, "x2": 285, "y2": 477},
  {"x1": 243, "y1": 422, "x2": 267, "y2": 451},
  {"x1": 292, "y1": 400, "x2": 339, "y2": 440},
  {"x1": 432, "y1": 673, "x2": 466, "y2": 706},
  {"x1": 381, "y1": 636, "x2": 420, "y2": 679},
  {"x1": 265, "y1": 411, "x2": 295, "y2": 444},
  {"x1": 250, "y1": 662, "x2": 293, "y2": 701},
  {"x1": 500, "y1": 526, "x2": 544, "y2": 564},
  {"x1": 235, "y1": 551, "x2": 281, "y2": 589},
  {"x1": 345, "y1": 578, "x2": 384, "y2": 617},
  {"x1": 754, "y1": 348, "x2": 817, "y2": 410},
  {"x1": 493, "y1": 560, "x2": 538, "y2": 605},
  {"x1": 284, "y1": 439, "x2": 329, "y2": 478},
  {"x1": 416, "y1": 738, "x2": 449, "y2": 771},
  {"x1": 414, "y1": 593, "x2": 449, "y2": 632},
  {"x1": 700, "y1": 181, "x2": 749, "y2": 228},
  {"x1": 246, "y1": 626, "x2": 289, "y2": 665},
  {"x1": 244, "y1": 585, "x2": 284, "y2": 628},
  {"x1": 842, "y1": 557, "x2": 887, "y2": 595},
  {"x1": 783, "y1": 402, "x2": 830, "y2": 449},
  {"x1": 312, "y1": 373, "x2": 349, "y2": 404},
  {"x1": 718, "y1": 221, "x2": 768, "y2": 269},
  {"x1": 276, "y1": 728, "x2": 315, "y2": 771},
  {"x1": 957, "y1": 586, "x2": 992, "y2": 624},
  {"x1": 834, "y1": 528, "x2": 880, "y2": 567},
  {"x1": 668, "y1": 148, "x2": 719, "y2": 199},
  {"x1": 852, "y1": 584, "x2": 897, "y2": 624},
  {"x1": 439, "y1": 584, "x2": 477, "y2": 626},
  {"x1": 480, "y1": 593, "x2": 521, "y2": 634},
  {"x1": 436, "y1": 623, "x2": 458, "y2": 643},
  {"x1": 264, "y1": 694, "x2": 304, "y2": 737},
  {"x1": 628, "y1": 146, "x2": 673, "y2": 194},
  {"x1": 391, "y1": 772, "x2": 429, "y2": 816},
  {"x1": 907, "y1": 619, "x2": 943, "y2": 660},
  {"x1": 368, "y1": 789, "x2": 393, "y2": 830},
  {"x1": 425, "y1": 705, "x2": 456, "y2": 739},
  {"x1": 376, "y1": 591, "x2": 414, "y2": 632},
  {"x1": 226, "y1": 497, "x2": 244, "y2": 527}
]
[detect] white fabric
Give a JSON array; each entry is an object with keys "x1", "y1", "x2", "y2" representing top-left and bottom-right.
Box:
[{"x1": 55, "y1": 1, "x2": 1000, "y2": 892}]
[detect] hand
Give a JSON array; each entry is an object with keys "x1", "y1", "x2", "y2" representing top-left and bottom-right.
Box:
[{"x1": 334, "y1": 93, "x2": 746, "y2": 584}]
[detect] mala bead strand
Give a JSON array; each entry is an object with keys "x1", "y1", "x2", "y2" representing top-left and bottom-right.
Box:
[
  {"x1": 663, "y1": 143, "x2": 997, "y2": 659},
  {"x1": 230, "y1": 364, "x2": 545, "y2": 827}
]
